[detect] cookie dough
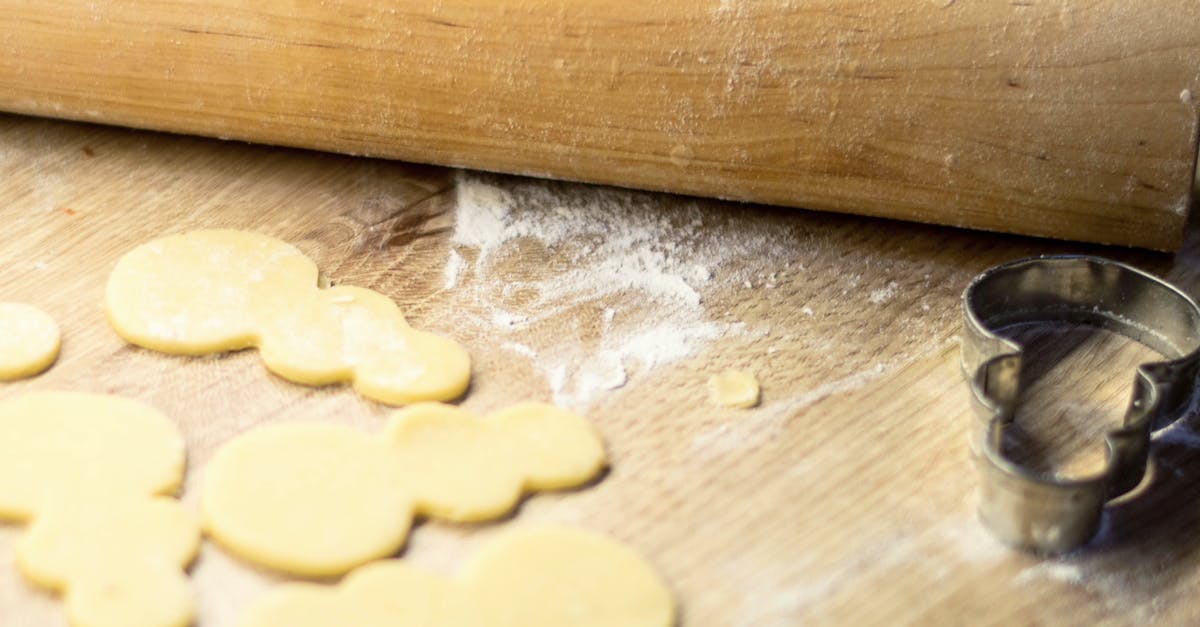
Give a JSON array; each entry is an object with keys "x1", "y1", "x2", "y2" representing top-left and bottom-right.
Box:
[
  {"x1": 201, "y1": 402, "x2": 607, "y2": 576},
  {"x1": 104, "y1": 229, "x2": 470, "y2": 405},
  {"x1": 240, "y1": 526, "x2": 675, "y2": 627},
  {"x1": 0, "y1": 303, "x2": 60, "y2": 380},
  {"x1": 0, "y1": 392, "x2": 198, "y2": 627},
  {"x1": 708, "y1": 369, "x2": 760, "y2": 408}
]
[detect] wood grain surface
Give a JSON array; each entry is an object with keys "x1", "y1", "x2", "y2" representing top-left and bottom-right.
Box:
[
  {"x1": 2, "y1": 112, "x2": 1200, "y2": 626},
  {"x1": 1, "y1": 1, "x2": 1198, "y2": 249}
]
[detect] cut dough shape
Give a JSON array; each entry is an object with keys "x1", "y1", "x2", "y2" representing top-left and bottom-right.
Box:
[
  {"x1": 708, "y1": 369, "x2": 760, "y2": 408},
  {"x1": 240, "y1": 526, "x2": 675, "y2": 627},
  {"x1": 0, "y1": 392, "x2": 198, "y2": 627},
  {"x1": 0, "y1": 302, "x2": 60, "y2": 380},
  {"x1": 201, "y1": 402, "x2": 607, "y2": 576},
  {"x1": 105, "y1": 229, "x2": 470, "y2": 405}
]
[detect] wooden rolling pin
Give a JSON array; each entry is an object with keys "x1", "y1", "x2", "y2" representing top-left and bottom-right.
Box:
[{"x1": 1, "y1": 1, "x2": 1197, "y2": 249}]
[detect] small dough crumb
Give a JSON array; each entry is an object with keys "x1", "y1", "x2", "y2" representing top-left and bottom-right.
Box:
[
  {"x1": 201, "y1": 402, "x2": 607, "y2": 576},
  {"x1": 708, "y1": 369, "x2": 760, "y2": 408},
  {"x1": 241, "y1": 526, "x2": 675, "y2": 627},
  {"x1": 0, "y1": 303, "x2": 60, "y2": 380}
]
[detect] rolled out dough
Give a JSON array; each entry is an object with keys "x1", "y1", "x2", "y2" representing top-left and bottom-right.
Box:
[
  {"x1": 240, "y1": 526, "x2": 675, "y2": 627},
  {"x1": 0, "y1": 392, "x2": 198, "y2": 627},
  {"x1": 201, "y1": 402, "x2": 607, "y2": 576},
  {"x1": 104, "y1": 229, "x2": 470, "y2": 405},
  {"x1": 0, "y1": 302, "x2": 60, "y2": 380}
]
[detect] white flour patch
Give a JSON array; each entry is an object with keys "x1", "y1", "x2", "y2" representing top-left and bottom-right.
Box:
[
  {"x1": 1173, "y1": 195, "x2": 1190, "y2": 217},
  {"x1": 490, "y1": 310, "x2": 528, "y2": 329},
  {"x1": 500, "y1": 342, "x2": 537, "y2": 359},
  {"x1": 1014, "y1": 561, "x2": 1084, "y2": 586},
  {"x1": 1016, "y1": 557, "x2": 1165, "y2": 621},
  {"x1": 442, "y1": 248, "x2": 464, "y2": 289},
  {"x1": 936, "y1": 516, "x2": 1010, "y2": 563},
  {"x1": 445, "y1": 172, "x2": 788, "y2": 408},
  {"x1": 869, "y1": 281, "x2": 899, "y2": 305},
  {"x1": 449, "y1": 181, "x2": 514, "y2": 255},
  {"x1": 576, "y1": 351, "x2": 629, "y2": 393}
]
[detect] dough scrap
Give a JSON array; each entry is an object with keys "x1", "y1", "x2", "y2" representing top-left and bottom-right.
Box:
[
  {"x1": 0, "y1": 302, "x2": 60, "y2": 380},
  {"x1": 240, "y1": 526, "x2": 675, "y2": 627},
  {"x1": 104, "y1": 229, "x2": 470, "y2": 405},
  {"x1": 0, "y1": 392, "x2": 198, "y2": 627},
  {"x1": 201, "y1": 402, "x2": 607, "y2": 576},
  {"x1": 708, "y1": 369, "x2": 760, "y2": 408}
]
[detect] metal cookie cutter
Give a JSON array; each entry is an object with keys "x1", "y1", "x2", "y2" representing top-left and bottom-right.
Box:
[{"x1": 961, "y1": 255, "x2": 1200, "y2": 553}]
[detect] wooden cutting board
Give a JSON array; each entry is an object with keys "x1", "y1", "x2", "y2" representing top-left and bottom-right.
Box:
[
  {"x1": 0, "y1": 1, "x2": 1197, "y2": 249},
  {"x1": 3, "y1": 112, "x2": 1200, "y2": 626}
]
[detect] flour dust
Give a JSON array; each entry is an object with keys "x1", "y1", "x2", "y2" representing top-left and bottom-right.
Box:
[{"x1": 442, "y1": 172, "x2": 789, "y2": 408}]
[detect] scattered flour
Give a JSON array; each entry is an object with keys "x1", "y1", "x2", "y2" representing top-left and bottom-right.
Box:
[
  {"x1": 499, "y1": 341, "x2": 537, "y2": 359},
  {"x1": 1014, "y1": 561, "x2": 1084, "y2": 586},
  {"x1": 490, "y1": 311, "x2": 528, "y2": 329},
  {"x1": 445, "y1": 172, "x2": 786, "y2": 407},
  {"x1": 449, "y1": 181, "x2": 514, "y2": 255},
  {"x1": 869, "y1": 281, "x2": 899, "y2": 305},
  {"x1": 442, "y1": 248, "x2": 464, "y2": 289},
  {"x1": 1173, "y1": 194, "x2": 1191, "y2": 217}
]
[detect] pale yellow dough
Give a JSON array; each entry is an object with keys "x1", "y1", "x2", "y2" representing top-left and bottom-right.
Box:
[
  {"x1": 0, "y1": 302, "x2": 60, "y2": 380},
  {"x1": 708, "y1": 369, "x2": 760, "y2": 408},
  {"x1": 104, "y1": 229, "x2": 470, "y2": 405},
  {"x1": 201, "y1": 402, "x2": 607, "y2": 576},
  {"x1": 240, "y1": 526, "x2": 675, "y2": 627},
  {"x1": 0, "y1": 392, "x2": 198, "y2": 627}
]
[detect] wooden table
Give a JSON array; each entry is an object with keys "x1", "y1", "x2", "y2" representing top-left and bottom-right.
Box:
[{"x1": 1, "y1": 112, "x2": 1198, "y2": 626}]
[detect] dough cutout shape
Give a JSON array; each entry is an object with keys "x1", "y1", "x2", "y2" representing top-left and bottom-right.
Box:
[
  {"x1": 0, "y1": 392, "x2": 198, "y2": 627},
  {"x1": 105, "y1": 229, "x2": 470, "y2": 405},
  {"x1": 708, "y1": 369, "x2": 760, "y2": 408},
  {"x1": 241, "y1": 526, "x2": 675, "y2": 627},
  {"x1": 201, "y1": 402, "x2": 607, "y2": 576},
  {"x1": 0, "y1": 302, "x2": 60, "y2": 380}
]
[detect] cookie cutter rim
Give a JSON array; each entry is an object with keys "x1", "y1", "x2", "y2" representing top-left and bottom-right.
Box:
[{"x1": 960, "y1": 254, "x2": 1200, "y2": 553}]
